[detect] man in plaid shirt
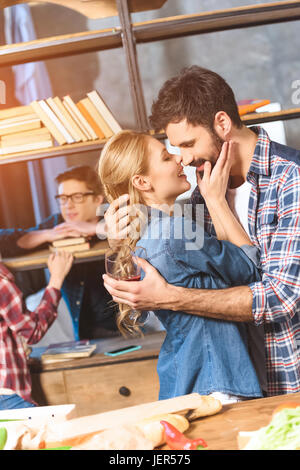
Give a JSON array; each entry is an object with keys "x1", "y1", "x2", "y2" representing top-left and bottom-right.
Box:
[
  {"x1": 0, "y1": 250, "x2": 72, "y2": 409},
  {"x1": 102, "y1": 66, "x2": 300, "y2": 397}
]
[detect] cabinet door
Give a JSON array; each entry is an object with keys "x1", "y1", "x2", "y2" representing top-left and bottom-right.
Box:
[{"x1": 64, "y1": 359, "x2": 159, "y2": 417}]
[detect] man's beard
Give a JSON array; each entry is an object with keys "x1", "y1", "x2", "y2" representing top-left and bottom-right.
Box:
[{"x1": 210, "y1": 127, "x2": 225, "y2": 155}]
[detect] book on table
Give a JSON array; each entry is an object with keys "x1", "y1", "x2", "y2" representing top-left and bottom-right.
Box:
[
  {"x1": 52, "y1": 237, "x2": 87, "y2": 248},
  {"x1": 41, "y1": 340, "x2": 97, "y2": 362},
  {"x1": 49, "y1": 242, "x2": 90, "y2": 253}
]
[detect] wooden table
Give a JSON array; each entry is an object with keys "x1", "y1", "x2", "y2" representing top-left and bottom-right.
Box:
[
  {"x1": 2, "y1": 240, "x2": 109, "y2": 271},
  {"x1": 182, "y1": 392, "x2": 300, "y2": 450}
]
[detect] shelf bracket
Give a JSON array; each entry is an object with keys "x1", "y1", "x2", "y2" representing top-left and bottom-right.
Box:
[{"x1": 116, "y1": 0, "x2": 149, "y2": 131}]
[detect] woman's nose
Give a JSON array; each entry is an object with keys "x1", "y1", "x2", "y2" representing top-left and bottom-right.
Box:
[{"x1": 174, "y1": 154, "x2": 183, "y2": 165}]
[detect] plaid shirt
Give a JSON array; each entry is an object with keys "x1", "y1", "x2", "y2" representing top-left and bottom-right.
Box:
[
  {"x1": 191, "y1": 126, "x2": 300, "y2": 396},
  {"x1": 0, "y1": 263, "x2": 61, "y2": 403}
]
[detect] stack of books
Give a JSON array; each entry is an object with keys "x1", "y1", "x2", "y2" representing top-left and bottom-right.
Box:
[
  {"x1": 238, "y1": 99, "x2": 270, "y2": 116},
  {"x1": 50, "y1": 237, "x2": 90, "y2": 253},
  {"x1": 0, "y1": 90, "x2": 122, "y2": 156},
  {"x1": 41, "y1": 340, "x2": 97, "y2": 364}
]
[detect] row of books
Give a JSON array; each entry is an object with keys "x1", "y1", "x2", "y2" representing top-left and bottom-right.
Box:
[{"x1": 0, "y1": 90, "x2": 122, "y2": 156}]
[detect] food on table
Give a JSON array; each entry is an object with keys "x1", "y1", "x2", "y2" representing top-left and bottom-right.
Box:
[
  {"x1": 160, "y1": 420, "x2": 207, "y2": 450},
  {"x1": 0, "y1": 393, "x2": 222, "y2": 450},
  {"x1": 70, "y1": 425, "x2": 154, "y2": 450},
  {"x1": 136, "y1": 413, "x2": 189, "y2": 447},
  {"x1": 238, "y1": 402, "x2": 300, "y2": 450}
]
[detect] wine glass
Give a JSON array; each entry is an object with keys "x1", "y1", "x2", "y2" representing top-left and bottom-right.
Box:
[{"x1": 105, "y1": 245, "x2": 146, "y2": 281}]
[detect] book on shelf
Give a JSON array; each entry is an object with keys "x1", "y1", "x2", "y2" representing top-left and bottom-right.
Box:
[
  {"x1": 38, "y1": 99, "x2": 75, "y2": 144},
  {"x1": 238, "y1": 99, "x2": 270, "y2": 116},
  {"x1": 49, "y1": 241, "x2": 90, "y2": 253},
  {"x1": 53, "y1": 96, "x2": 88, "y2": 143},
  {"x1": 52, "y1": 236, "x2": 87, "y2": 248},
  {"x1": 1, "y1": 127, "x2": 51, "y2": 146},
  {"x1": 0, "y1": 104, "x2": 33, "y2": 120},
  {"x1": 61, "y1": 97, "x2": 89, "y2": 141},
  {"x1": 0, "y1": 114, "x2": 42, "y2": 136},
  {"x1": 46, "y1": 97, "x2": 82, "y2": 143},
  {"x1": 0, "y1": 133, "x2": 54, "y2": 156},
  {"x1": 78, "y1": 97, "x2": 113, "y2": 138},
  {"x1": 77, "y1": 99, "x2": 105, "y2": 139},
  {"x1": 41, "y1": 339, "x2": 97, "y2": 363},
  {"x1": 63, "y1": 95, "x2": 98, "y2": 140},
  {"x1": 87, "y1": 90, "x2": 122, "y2": 134},
  {"x1": 31, "y1": 100, "x2": 67, "y2": 145}
]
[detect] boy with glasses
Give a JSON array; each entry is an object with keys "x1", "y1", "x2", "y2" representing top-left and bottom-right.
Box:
[{"x1": 16, "y1": 165, "x2": 118, "y2": 341}]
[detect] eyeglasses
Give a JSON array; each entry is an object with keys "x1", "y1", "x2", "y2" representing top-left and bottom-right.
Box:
[{"x1": 55, "y1": 192, "x2": 95, "y2": 205}]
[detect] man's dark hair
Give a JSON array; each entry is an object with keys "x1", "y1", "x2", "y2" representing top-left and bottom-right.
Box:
[
  {"x1": 149, "y1": 65, "x2": 242, "y2": 132},
  {"x1": 55, "y1": 165, "x2": 103, "y2": 195}
]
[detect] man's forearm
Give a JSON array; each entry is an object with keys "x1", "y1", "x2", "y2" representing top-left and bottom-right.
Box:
[
  {"x1": 165, "y1": 284, "x2": 254, "y2": 322},
  {"x1": 17, "y1": 230, "x2": 49, "y2": 249}
]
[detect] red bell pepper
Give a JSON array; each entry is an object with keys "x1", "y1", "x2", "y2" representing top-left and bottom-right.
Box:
[{"x1": 160, "y1": 420, "x2": 208, "y2": 450}]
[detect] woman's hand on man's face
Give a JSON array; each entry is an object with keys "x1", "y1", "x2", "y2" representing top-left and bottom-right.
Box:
[{"x1": 196, "y1": 140, "x2": 235, "y2": 204}]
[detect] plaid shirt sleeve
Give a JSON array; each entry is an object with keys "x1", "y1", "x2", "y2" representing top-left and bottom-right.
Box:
[
  {"x1": 248, "y1": 163, "x2": 300, "y2": 325},
  {"x1": 1, "y1": 278, "x2": 61, "y2": 345}
]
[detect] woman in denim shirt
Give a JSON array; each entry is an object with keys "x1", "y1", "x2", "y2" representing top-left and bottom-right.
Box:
[{"x1": 99, "y1": 130, "x2": 262, "y2": 403}]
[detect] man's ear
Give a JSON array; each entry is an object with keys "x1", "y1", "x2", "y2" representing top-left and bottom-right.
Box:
[
  {"x1": 131, "y1": 174, "x2": 151, "y2": 192},
  {"x1": 214, "y1": 111, "x2": 233, "y2": 140}
]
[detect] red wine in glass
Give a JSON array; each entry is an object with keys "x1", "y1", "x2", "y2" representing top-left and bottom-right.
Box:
[{"x1": 105, "y1": 246, "x2": 146, "y2": 281}]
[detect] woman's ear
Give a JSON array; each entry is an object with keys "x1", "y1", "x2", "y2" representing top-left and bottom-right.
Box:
[
  {"x1": 214, "y1": 111, "x2": 233, "y2": 140},
  {"x1": 131, "y1": 174, "x2": 151, "y2": 192}
]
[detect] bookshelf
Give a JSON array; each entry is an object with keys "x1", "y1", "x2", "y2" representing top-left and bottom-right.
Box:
[{"x1": 0, "y1": 0, "x2": 300, "y2": 164}]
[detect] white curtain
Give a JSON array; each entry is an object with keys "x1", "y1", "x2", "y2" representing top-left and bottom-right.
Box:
[{"x1": 4, "y1": 4, "x2": 67, "y2": 223}]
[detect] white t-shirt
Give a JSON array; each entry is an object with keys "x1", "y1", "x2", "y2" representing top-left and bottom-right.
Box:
[
  {"x1": 226, "y1": 181, "x2": 252, "y2": 237},
  {"x1": 226, "y1": 181, "x2": 267, "y2": 393}
]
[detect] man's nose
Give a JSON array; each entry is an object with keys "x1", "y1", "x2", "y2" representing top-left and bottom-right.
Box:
[
  {"x1": 66, "y1": 197, "x2": 75, "y2": 207},
  {"x1": 180, "y1": 149, "x2": 194, "y2": 166}
]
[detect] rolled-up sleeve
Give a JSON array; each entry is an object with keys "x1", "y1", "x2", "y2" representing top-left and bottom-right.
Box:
[{"x1": 249, "y1": 166, "x2": 300, "y2": 326}]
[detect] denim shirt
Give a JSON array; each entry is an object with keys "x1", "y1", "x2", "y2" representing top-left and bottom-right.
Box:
[{"x1": 137, "y1": 208, "x2": 262, "y2": 399}]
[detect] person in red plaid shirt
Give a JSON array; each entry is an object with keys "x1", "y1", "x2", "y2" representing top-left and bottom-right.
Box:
[
  {"x1": 0, "y1": 250, "x2": 73, "y2": 409},
  {"x1": 102, "y1": 66, "x2": 300, "y2": 397}
]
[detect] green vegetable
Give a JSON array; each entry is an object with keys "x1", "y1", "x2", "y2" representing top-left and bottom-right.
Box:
[
  {"x1": 245, "y1": 408, "x2": 300, "y2": 450},
  {"x1": 41, "y1": 446, "x2": 72, "y2": 450},
  {"x1": 0, "y1": 428, "x2": 7, "y2": 450}
]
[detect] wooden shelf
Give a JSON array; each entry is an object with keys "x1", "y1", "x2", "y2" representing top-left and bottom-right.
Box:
[
  {"x1": 241, "y1": 107, "x2": 300, "y2": 125},
  {"x1": 0, "y1": 28, "x2": 123, "y2": 67},
  {"x1": 0, "y1": 108, "x2": 299, "y2": 166},
  {"x1": 133, "y1": 1, "x2": 300, "y2": 43},
  {"x1": 0, "y1": 139, "x2": 107, "y2": 165},
  {"x1": 1, "y1": 2, "x2": 300, "y2": 67},
  {"x1": 0, "y1": 2, "x2": 299, "y2": 165},
  {"x1": 2, "y1": 0, "x2": 167, "y2": 20}
]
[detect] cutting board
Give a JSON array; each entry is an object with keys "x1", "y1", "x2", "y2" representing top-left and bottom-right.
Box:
[{"x1": 44, "y1": 393, "x2": 214, "y2": 443}]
